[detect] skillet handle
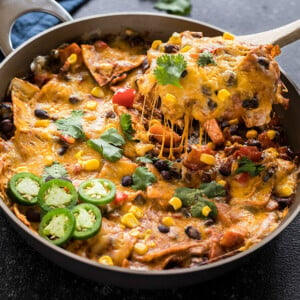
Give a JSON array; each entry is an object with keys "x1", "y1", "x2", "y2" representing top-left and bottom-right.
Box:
[{"x1": 0, "y1": 0, "x2": 73, "y2": 56}]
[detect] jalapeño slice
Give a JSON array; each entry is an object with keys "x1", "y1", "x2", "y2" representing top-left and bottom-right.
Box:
[
  {"x1": 8, "y1": 172, "x2": 42, "y2": 205},
  {"x1": 38, "y1": 178, "x2": 77, "y2": 211},
  {"x1": 39, "y1": 208, "x2": 75, "y2": 246},
  {"x1": 78, "y1": 179, "x2": 116, "y2": 205},
  {"x1": 72, "y1": 203, "x2": 102, "y2": 239}
]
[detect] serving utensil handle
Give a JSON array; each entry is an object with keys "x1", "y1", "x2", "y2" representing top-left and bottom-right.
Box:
[
  {"x1": 238, "y1": 19, "x2": 300, "y2": 47},
  {"x1": 0, "y1": 0, "x2": 72, "y2": 56}
]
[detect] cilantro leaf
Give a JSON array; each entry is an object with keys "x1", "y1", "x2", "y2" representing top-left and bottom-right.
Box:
[
  {"x1": 55, "y1": 110, "x2": 85, "y2": 139},
  {"x1": 136, "y1": 156, "x2": 154, "y2": 164},
  {"x1": 120, "y1": 113, "x2": 136, "y2": 140},
  {"x1": 154, "y1": 0, "x2": 192, "y2": 16},
  {"x1": 190, "y1": 199, "x2": 218, "y2": 219},
  {"x1": 132, "y1": 167, "x2": 157, "y2": 191},
  {"x1": 236, "y1": 157, "x2": 264, "y2": 176},
  {"x1": 43, "y1": 162, "x2": 68, "y2": 180},
  {"x1": 87, "y1": 128, "x2": 125, "y2": 162},
  {"x1": 174, "y1": 187, "x2": 201, "y2": 206},
  {"x1": 154, "y1": 54, "x2": 187, "y2": 88},
  {"x1": 198, "y1": 52, "x2": 216, "y2": 67},
  {"x1": 198, "y1": 181, "x2": 226, "y2": 198}
]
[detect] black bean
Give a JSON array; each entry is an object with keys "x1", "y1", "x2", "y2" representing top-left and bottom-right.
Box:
[
  {"x1": 181, "y1": 70, "x2": 188, "y2": 78},
  {"x1": 161, "y1": 170, "x2": 172, "y2": 180},
  {"x1": 257, "y1": 57, "x2": 270, "y2": 69},
  {"x1": 220, "y1": 120, "x2": 229, "y2": 128},
  {"x1": 202, "y1": 85, "x2": 212, "y2": 96},
  {"x1": 204, "y1": 218, "x2": 215, "y2": 226},
  {"x1": 105, "y1": 111, "x2": 116, "y2": 119},
  {"x1": 0, "y1": 119, "x2": 14, "y2": 133},
  {"x1": 181, "y1": 207, "x2": 191, "y2": 218},
  {"x1": 58, "y1": 144, "x2": 68, "y2": 155},
  {"x1": 200, "y1": 172, "x2": 211, "y2": 183},
  {"x1": 222, "y1": 70, "x2": 237, "y2": 87},
  {"x1": 207, "y1": 99, "x2": 217, "y2": 110},
  {"x1": 154, "y1": 160, "x2": 169, "y2": 172},
  {"x1": 164, "y1": 44, "x2": 179, "y2": 53},
  {"x1": 158, "y1": 224, "x2": 170, "y2": 233},
  {"x1": 141, "y1": 58, "x2": 149, "y2": 72},
  {"x1": 219, "y1": 160, "x2": 232, "y2": 176},
  {"x1": 273, "y1": 194, "x2": 295, "y2": 209},
  {"x1": 34, "y1": 109, "x2": 50, "y2": 119},
  {"x1": 242, "y1": 98, "x2": 259, "y2": 109},
  {"x1": 245, "y1": 139, "x2": 261, "y2": 148},
  {"x1": 69, "y1": 96, "x2": 81, "y2": 104},
  {"x1": 133, "y1": 194, "x2": 146, "y2": 205},
  {"x1": 185, "y1": 226, "x2": 201, "y2": 240},
  {"x1": 263, "y1": 167, "x2": 275, "y2": 182},
  {"x1": 191, "y1": 32, "x2": 203, "y2": 38},
  {"x1": 121, "y1": 175, "x2": 133, "y2": 186},
  {"x1": 0, "y1": 102, "x2": 13, "y2": 120},
  {"x1": 170, "y1": 169, "x2": 181, "y2": 179},
  {"x1": 26, "y1": 208, "x2": 41, "y2": 222},
  {"x1": 229, "y1": 124, "x2": 239, "y2": 135}
]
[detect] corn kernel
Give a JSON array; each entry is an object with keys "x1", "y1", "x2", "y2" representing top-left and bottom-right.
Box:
[
  {"x1": 98, "y1": 255, "x2": 114, "y2": 266},
  {"x1": 180, "y1": 45, "x2": 192, "y2": 53},
  {"x1": 35, "y1": 120, "x2": 50, "y2": 128},
  {"x1": 82, "y1": 159, "x2": 100, "y2": 171},
  {"x1": 246, "y1": 129, "x2": 258, "y2": 139},
  {"x1": 225, "y1": 141, "x2": 232, "y2": 147},
  {"x1": 67, "y1": 53, "x2": 77, "y2": 64},
  {"x1": 151, "y1": 40, "x2": 162, "y2": 49},
  {"x1": 276, "y1": 185, "x2": 293, "y2": 197},
  {"x1": 134, "y1": 242, "x2": 148, "y2": 255},
  {"x1": 129, "y1": 229, "x2": 141, "y2": 237},
  {"x1": 91, "y1": 86, "x2": 104, "y2": 98},
  {"x1": 228, "y1": 118, "x2": 239, "y2": 125},
  {"x1": 217, "y1": 89, "x2": 231, "y2": 102},
  {"x1": 84, "y1": 114, "x2": 97, "y2": 121},
  {"x1": 267, "y1": 130, "x2": 276, "y2": 140},
  {"x1": 168, "y1": 197, "x2": 182, "y2": 210},
  {"x1": 200, "y1": 153, "x2": 216, "y2": 165},
  {"x1": 162, "y1": 93, "x2": 177, "y2": 106},
  {"x1": 217, "y1": 180, "x2": 226, "y2": 186},
  {"x1": 223, "y1": 32, "x2": 235, "y2": 40},
  {"x1": 265, "y1": 147, "x2": 279, "y2": 158},
  {"x1": 147, "y1": 241, "x2": 156, "y2": 248},
  {"x1": 162, "y1": 216, "x2": 175, "y2": 227},
  {"x1": 168, "y1": 32, "x2": 181, "y2": 45},
  {"x1": 121, "y1": 213, "x2": 140, "y2": 228},
  {"x1": 129, "y1": 205, "x2": 144, "y2": 219},
  {"x1": 207, "y1": 142, "x2": 215, "y2": 150},
  {"x1": 74, "y1": 150, "x2": 83, "y2": 160},
  {"x1": 202, "y1": 205, "x2": 212, "y2": 217},
  {"x1": 44, "y1": 156, "x2": 53, "y2": 166},
  {"x1": 16, "y1": 166, "x2": 28, "y2": 172},
  {"x1": 85, "y1": 100, "x2": 98, "y2": 110}
]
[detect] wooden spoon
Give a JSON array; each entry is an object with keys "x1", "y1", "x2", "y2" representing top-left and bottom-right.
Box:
[{"x1": 238, "y1": 19, "x2": 300, "y2": 47}]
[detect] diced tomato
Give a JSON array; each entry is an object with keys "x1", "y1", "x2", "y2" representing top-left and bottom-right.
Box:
[
  {"x1": 113, "y1": 191, "x2": 128, "y2": 205},
  {"x1": 235, "y1": 172, "x2": 250, "y2": 184},
  {"x1": 234, "y1": 146, "x2": 261, "y2": 162},
  {"x1": 112, "y1": 88, "x2": 136, "y2": 107},
  {"x1": 94, "y1": 40, "x2": 108, "y2": 50},
  {"x1": 59, "y1": 134, "x2": 75, "y2": 144}
]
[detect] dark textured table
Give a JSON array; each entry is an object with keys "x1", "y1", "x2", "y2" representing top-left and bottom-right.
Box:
[{"x1": 0, "y1": 0, "x2": 299, "y2": 299}]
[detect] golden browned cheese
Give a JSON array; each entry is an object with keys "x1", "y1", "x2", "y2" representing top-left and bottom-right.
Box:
[{"x1": 0, "y1": 31, "x2": 297, "y2": 270}]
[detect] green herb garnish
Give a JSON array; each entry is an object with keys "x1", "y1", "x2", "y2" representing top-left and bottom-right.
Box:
[
  {"x1": 235, "y1": 157, "x2": 264, "y2": 176},
  {"x1": 154, "y1": 0, "x2": 192, "y2": 16},
  {"x1": 87, "y1": 128, "x2": 125, "y2": 162},
  {"x1": 190, "y1": 199, "x2": 218, "y2": 219},
  {"x1": 55, "y1": 110, "x2": 85, "y2": 139},
  {"x1": 120, "y1": 113, "x2": 136, "y2": 141},
  {"x1": 198, "y1": 52, "x2": 216, "y2": 67},
  {"x1": 154, "y1": 54, "x2": 187, "y2": 88},
  {"x1": 198, "y1": 181, "x2": 226, "y2": 198},
  {"x1": 43, "y1": 162, "x2": 69, "y2": 180},
  {"x1": 132, "y1": 167, "x2": 157, "y2": 191}
]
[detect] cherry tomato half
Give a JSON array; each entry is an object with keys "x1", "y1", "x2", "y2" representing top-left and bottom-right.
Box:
[
  {"x1": 113, "y1": 191, "x2": 128, "y2": 206},
  {"x1": 235, "y1": 172, "x2": 250, "y2": 184},
  {"x1": 112, "y1": 88, "x2": 136, "y2": 107}
]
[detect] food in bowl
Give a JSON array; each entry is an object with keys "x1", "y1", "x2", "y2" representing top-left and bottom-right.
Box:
[{"x1": 0, "y1": 30, "x2": 298, "y2": 270}]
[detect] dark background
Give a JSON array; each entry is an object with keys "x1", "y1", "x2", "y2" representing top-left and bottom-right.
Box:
[{"x1": 0, "y1": 0, "x2": 299, "y2": 299}]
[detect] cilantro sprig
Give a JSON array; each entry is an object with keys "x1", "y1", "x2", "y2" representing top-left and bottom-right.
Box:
[
  {"x1": 55, "y1": 110, "x2": 85, "y2": 139},
  {"x1": 132, "y1": 167, "x2": 157, "y2": 191},
  {"x1": 120, "y1": 113, "x2": 136, "y2": 141},
  {"x1": 174, "y1": 181, "x2": 225, "y2": 219},
  {"x1": 198, "y1": 52, "x2": 216, "y2": 67},
  {"x1": 43, "y1": 162, "x2": 69, "y2": 180},
  {"x1": 87, "y1": 128, "x2": 125, "y2": 162},
  {"x1": 235, "y1": 157, "x2": 264, "y2": 176},
  {"x1": 154, "y1": 0, "x2": 192, "y2": 16},
  {"x1": 154, "y1": 54, "x2": 187, "y2": 88}
]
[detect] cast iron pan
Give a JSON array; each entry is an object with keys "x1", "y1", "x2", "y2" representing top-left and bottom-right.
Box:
[{"x1": 0, "y1": 0, "x2": 299, "y2": 289}]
